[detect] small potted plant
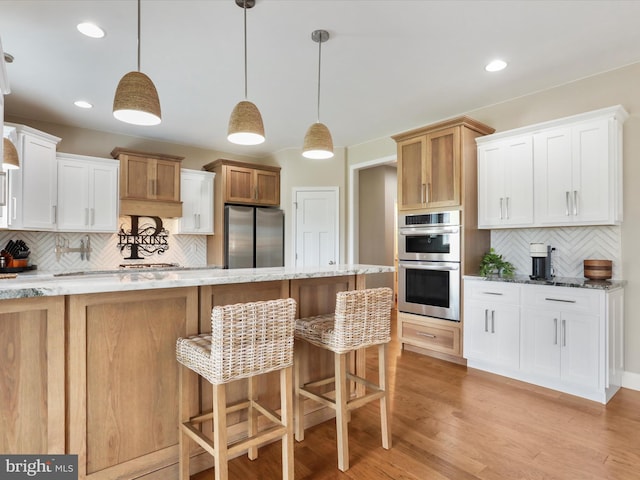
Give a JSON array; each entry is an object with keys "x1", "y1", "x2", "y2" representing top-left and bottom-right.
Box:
[{"x1": 479, "y1": 248, "x2": 515, "y2": 278}]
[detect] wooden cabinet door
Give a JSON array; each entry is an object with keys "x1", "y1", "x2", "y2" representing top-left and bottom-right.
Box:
[
  {"x1": 255, "y1": 168, "x2": 280, "y2": 205},
  {"x1": 68, "y1": 287, "x2": 199, "y2": 480},
  {"x1": 397, "y1": 136, "x2": 426, "y2": 210},
  {"x1": 0, "y1": 296, "x2": 65, "y2": 454},
  {"x1": 120, "y1": 154, "x2": 150, "y2": 199},
  {"x1": 425, "y1": 126, "x2": 460, "y2": 208},
  {"x1": 154, "y1": 158, "x2": 181, "y2": 202},
  {"x1": 225, "y1": 165, "x2": 255, "y2": 203}
]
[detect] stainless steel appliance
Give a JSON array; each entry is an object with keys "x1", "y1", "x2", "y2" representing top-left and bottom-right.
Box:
[
  {"x1": 224, "y1": 205, "x2": 284, "y2": 269},
  {"x1": 398, "y1": 210, "x2": 461, "y2": 321},
  {"x1": 398, "y1": 210, "x2": 460, "y2": 261}
]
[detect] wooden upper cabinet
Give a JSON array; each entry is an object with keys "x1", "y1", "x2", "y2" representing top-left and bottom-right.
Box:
[
  {"x1": 393, "y1": 117, "x2": 494, "y2": 212},
  {"x1": 397, "y1": 136, "x2": 426, "y2": 210},
  {"x1": 206, "y1": 159, "x2": 280, "y2": 206},
  {"x1": 111, "y1": 147, "x2": 184, "y2": 217}
]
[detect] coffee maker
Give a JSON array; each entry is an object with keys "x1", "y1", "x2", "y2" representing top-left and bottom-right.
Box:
[{"x1": 530, "y1": 243, "x2": 554, "y2": 280}]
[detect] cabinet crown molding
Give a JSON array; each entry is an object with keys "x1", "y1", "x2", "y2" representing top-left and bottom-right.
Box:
[
  {"x1": 203, "y1": 158, "x2": 281, "y2": 173},
  {"x1": 392, "y1": 115, "x2": 495, "y2": 142},
  {"x1": 110, "y1": 147, "x2": 184, "y2": 162},
  {"x1": 476, "y1": 104, "x2": 629, "y2": 145},
  {"x1": 4, "y1": 121, "x2": 61, "y2": 144}
]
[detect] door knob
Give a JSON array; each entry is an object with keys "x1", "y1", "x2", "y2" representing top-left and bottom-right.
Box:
[{"x1": 329, "y1": 261, "x2": 335, "y2": 265}]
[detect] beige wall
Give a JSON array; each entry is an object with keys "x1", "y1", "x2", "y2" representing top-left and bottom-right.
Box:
[
  {"x1": 347, "y1": 62, "x2": 640, "y2": 376},
  {"x1": 265, "y1": 147, "x2": 346, "y2": 266},
  {"x1": 5, "y1": 114, "x2": 259, "y2": 169},
  {"x1": 358, "y1": 165, "x2": 396, "y2": 289}
]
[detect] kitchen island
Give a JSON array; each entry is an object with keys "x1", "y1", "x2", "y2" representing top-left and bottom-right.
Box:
[{"x1": 0, "y1": 264, "x2": 393, "y2": 480}]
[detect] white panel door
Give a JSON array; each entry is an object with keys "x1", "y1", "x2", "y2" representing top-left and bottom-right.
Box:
[{"x1": 294, "y1": 188, "x2": 338, "y2": 267}]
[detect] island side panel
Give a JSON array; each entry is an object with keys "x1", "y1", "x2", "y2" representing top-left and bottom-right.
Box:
[
  {"x1": 0, "y1": 296, "x2": 65, "y2": 455},
  {"x1": 290, "y1": 275, "x2": 356, "y2": 429},
  {"x1": 68, "y1": 287, "x2": 199, "y2": 480}
]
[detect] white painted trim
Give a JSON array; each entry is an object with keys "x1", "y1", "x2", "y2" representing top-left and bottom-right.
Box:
[
  {"x1": 347, "y1": 155, "x2": 396, "y2": 263},
  {"x1": 622, "y1": 370, "x2": 640, "y2": 392},
  {"x1": 291, "y1": 186, "x2": 340, "y2": 267},
  {"x1": 0, "y1": 36, "x2": 11, "y2": 94}
]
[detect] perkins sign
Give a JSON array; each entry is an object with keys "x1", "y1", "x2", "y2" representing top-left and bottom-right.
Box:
[{"x1": 0, "y1": 455, "x2": 77, "y2": 480}]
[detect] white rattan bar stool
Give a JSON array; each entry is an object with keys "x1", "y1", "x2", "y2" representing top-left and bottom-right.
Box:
[
  {"x1": 176, "y1": 298, "x2": 296, "y2": 480},
  {"x1": 294, "y1": 287, "x2": 393, "y2": 472}
]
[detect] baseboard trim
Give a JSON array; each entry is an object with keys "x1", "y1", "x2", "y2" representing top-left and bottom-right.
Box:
[{"x1": 622, "y1": 370, "x2": 640, "y2": 391}]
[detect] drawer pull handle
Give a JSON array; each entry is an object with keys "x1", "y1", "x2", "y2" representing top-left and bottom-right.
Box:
[
  {"x1": 544, "y1": 297, "x2": 576, "y2": 304},
  {"x1": 482, "y1": 292, "x2": 503, "y2": 296},
  {"x1": 417, "y1": 332, "x2": 436, "y2": 339}
]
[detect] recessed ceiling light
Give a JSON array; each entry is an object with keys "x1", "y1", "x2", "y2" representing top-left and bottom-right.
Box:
[
  {"x1": 74, "y1": 100, "x2": 93, "y2": 109},
  {"x1": 485, "y1": 59, "x2": 507, "y2": 72},
  {"x1": 77, "y1": 22, "x2": 105, "y2": 39}
]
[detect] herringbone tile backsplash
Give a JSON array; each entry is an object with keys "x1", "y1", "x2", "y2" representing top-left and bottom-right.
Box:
[
  {"x1": 0, "y1": 217, "x2": 208, "y2": 273},
  {"x1": 491, "y1": 226, "x2": 622, "y2": 280}
]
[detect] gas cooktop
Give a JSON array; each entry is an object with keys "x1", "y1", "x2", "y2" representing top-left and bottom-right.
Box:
[{"x1": 118, "y1": 263, "x2": 180, "y2": 269}]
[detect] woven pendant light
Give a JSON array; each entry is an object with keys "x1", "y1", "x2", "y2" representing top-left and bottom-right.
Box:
[
  {"x1": 228, "y1": 0, "x2": 265, "y2": 145},
  {"x1": 303, "y1": 29, "x2": 334, "y2": 159},
  {"x1": 2, "y1": 138, "x2": 19, "y2": 169},
  {"x1": 113, "y1": 0, "x2": 161, "y2": 126}
]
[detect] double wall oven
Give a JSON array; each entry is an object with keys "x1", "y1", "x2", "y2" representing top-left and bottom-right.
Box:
[{"x1": 398, "y1": 210, "x2": 461, "y2": 322}]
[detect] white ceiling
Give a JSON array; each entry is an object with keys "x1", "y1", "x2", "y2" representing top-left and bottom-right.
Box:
[{"x1": 2, "y1": 0, "x2": 640, "y2": 158}]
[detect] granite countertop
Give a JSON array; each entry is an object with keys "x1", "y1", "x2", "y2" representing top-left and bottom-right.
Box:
[
  {"x1": 0, "y1": 264, "x2": 395, "y2": 300},
  {"x1": 464, "y1": 273, "x2": 625, "y2": 290}
]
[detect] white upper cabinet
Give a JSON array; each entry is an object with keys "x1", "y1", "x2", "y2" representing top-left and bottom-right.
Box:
[
  {"x1": 476, "y1": 105, "x2": 627, "y2": 229},
  {"x1": 534, "y1": 117, "x2": 623, "y2": 226},
  {"x1": 5, "y1": 123, "x2": 61, "y2": 230},
  {"x1": 178, "y1": 169, "x2": 214, "y2": 234},
  {"x1": 477, "y1": 135, "x2": 534, "y2": 228},
  {"x1": 57, "y1": 153, "x2": 119, "y2": 232}
]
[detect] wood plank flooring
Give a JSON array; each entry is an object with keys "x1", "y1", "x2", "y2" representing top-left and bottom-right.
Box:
[{"x1": 193, "y1": 311, "x2": 640, "y2": 479}]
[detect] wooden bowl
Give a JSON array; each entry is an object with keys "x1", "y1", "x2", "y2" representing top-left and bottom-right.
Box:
[{"x1": 584, "y1": 259, "x2": 612, "y2": 280}]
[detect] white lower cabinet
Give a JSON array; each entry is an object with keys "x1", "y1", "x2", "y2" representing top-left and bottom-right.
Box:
[
  {"x1": 464, "y1": 278, "x2": 623, "y2": 404},
  {"x1": 464, "y1": 281, "x2": 520, "y2": 374}
]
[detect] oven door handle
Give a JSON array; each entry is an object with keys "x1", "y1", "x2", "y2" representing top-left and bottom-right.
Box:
[
  {"x1": 400, "y1": 263, "x2": 459, "y2": 271},
  {"x1": 399, "y1": 227, "x2": 459, "y2": 236}
]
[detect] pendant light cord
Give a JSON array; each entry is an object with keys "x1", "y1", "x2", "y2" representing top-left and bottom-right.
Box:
[
  {"x1": 136, "y1": 0, "x2": 141, "y2": 72},
  {"x1": 243, "y1": 0, "x2": 248, "y2": 100},
  {"x1": 316, "y1": 38, "x2": 322, "y2": 123}
]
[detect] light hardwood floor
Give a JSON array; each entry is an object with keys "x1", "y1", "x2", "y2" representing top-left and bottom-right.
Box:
[{"x1": 193, "y1": 311, "x2": 640, "y2": 479}]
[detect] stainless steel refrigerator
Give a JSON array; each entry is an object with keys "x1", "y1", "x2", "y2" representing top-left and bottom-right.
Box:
[{"x1": 224, "y1": 205, "x2": 285, "y2": 269}]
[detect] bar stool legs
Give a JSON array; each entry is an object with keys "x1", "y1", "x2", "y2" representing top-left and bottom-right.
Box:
[{"x1": 176, "y1": 298, "x2": 296, "y2": 480}]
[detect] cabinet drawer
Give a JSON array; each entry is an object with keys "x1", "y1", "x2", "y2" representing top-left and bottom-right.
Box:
[
  {"x1": 464, "y1": 279, "x2": 520, "y2": 305},
  {"x1": 401, "y1": 319, "x2": 460, "y2": 356},
  {"x1": 521, "y1": 285, "x2": 601, "y2": 313}
]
